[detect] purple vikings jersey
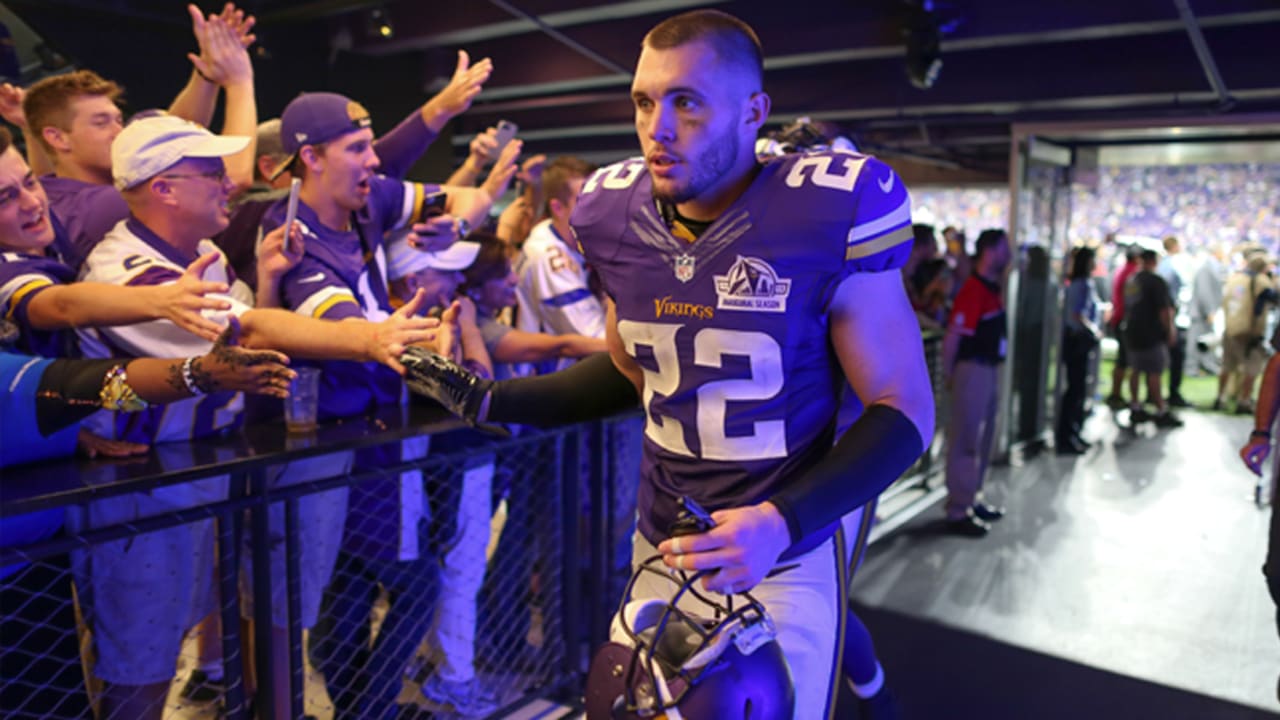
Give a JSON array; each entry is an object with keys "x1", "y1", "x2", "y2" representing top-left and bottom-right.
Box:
[
  {"x1": 571, "y1": 150, "x2": 913, "y2": 547},
  {"x1": 265, "y1": 174, "x2": 436, "y2": 420},
  {"x1": 0, "y1": 251, "x2": 76, "y2": 357}
]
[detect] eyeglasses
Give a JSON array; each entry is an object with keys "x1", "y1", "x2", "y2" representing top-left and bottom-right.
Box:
[{"x1": 159, "y1": 169, "x2": 228, "y2": 184}]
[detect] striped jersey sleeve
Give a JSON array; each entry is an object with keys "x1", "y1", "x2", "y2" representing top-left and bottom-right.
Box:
[{"x1": 844, "y1": 156, "x2": 913, "y2": 273}]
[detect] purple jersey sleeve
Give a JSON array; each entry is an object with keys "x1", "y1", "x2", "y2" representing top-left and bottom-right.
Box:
[
  {"x1": 843, "y1": 156, "x2": 913, "y2": 273},
  {"x1": 41, "y1": 176, "x2": 130, "y2": 271},
  {"x1": 279, "y1": 257, "x2": 364, "y2": 320},
  {"x1": 0, "y1": 252, "x2": 76, "y2": 356},
  {"x1": 373, "y1": 112, "x2": 438, "y2": 180}
]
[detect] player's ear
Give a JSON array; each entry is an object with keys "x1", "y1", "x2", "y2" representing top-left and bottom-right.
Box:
[
  {"x1": 548, "y1": 196, "x2": 566, "y2": 221},
  {"x1": 745, "y1": 91, "x2": 770, "y2": 131},
  {"x1": 41, "y1": 126, "x2": 70, "y2": 153}
]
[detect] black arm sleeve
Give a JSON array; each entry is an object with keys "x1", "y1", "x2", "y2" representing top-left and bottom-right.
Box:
[
  {"x1": 769, "y1": 403, "x2": 924, "y2": 545},
  {"x1": 487, "y1": 352, "x2": 640, "y2": 428},
  {"x1": 35, "y1": 358, "x2": 122, "y2": 437}
]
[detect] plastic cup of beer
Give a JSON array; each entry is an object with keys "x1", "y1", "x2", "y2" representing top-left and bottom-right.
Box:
[{"x1": 285, "y1": 367, "x2": 320, "y2": 434}]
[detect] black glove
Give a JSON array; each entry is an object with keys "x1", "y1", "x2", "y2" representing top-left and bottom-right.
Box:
[{"x1": 400, "y1": 346, "x2": 508, "y2": 437}]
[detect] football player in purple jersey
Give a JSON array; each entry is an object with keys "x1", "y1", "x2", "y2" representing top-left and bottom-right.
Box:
[{"x1": 406, "y1": 10, "x2": 933, "y2": 718}]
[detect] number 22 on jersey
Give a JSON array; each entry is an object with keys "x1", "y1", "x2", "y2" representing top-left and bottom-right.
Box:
[{"x1": 618, "y1": 320, "x2": 786, "y2": 462}]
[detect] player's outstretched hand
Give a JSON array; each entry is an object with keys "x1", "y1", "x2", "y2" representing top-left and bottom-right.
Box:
[
  {"x1": 191, "y1": 316, "x2": 294, "y2": 398},
  {"x1": 1241, "y1": 435, "x2": 1271, "y2": 477},
  {"x1": 657, "y1": 502, "x2": 792, "y2": 595},
  {"x1": 157, "y1": 252, "x2": 234, "y2": 342},
  {"x1": 367, "y1": 289, "x2": 441, "y2": 374},
  {"x1": 401, "y1": 344, "x2": 506, "y2": 437}
]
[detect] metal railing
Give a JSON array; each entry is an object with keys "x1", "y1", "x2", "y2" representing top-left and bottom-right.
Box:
[{"x1": 1, "y1": 335, "x2": 949, "y2": 719}]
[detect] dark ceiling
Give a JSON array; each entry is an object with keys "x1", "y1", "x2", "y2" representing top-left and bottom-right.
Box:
[{"x1": 7, "y1": 0, "x2": 1280, "y2": 182}]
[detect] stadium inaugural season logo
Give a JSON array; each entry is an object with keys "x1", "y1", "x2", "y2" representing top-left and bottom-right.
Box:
[{"x1": 714, "y1": 255, "x2": 790, "y2": 313}]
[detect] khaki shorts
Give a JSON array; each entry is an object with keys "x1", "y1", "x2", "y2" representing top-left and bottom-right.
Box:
[{"x1": 1222, "y1": 333, "x2": 1267, "y2": 377}]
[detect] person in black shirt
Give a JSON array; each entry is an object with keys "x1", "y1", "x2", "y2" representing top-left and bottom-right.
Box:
[{"x1": 1122, "y1": 248, "x2": 1183, "y2": 428}]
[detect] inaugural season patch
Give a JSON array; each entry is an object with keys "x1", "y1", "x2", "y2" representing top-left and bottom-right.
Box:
[{"x1": 713, "y1": 255, "x2": 790, "y2": 313}]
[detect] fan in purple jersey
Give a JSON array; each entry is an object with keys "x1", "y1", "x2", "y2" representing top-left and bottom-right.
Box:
[{"x1": 401, "y1": 9, "x2": 933, "y2": 720}]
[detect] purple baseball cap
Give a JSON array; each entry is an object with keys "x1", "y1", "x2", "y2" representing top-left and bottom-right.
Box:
[{"x1": 269, "y1": 92, "x2": 372, "y2": 180}]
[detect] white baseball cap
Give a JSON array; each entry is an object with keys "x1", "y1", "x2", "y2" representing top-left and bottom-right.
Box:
[
  {"x1": 112, "y1": 114, "x2": 249, "y2": 190},
  {"x1": 386, "y1": 234, "x2": 481, "y2": 280}
]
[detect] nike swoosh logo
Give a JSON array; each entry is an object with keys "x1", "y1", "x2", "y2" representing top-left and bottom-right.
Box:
[
  {"x1": 878, "y1": 173, "x2": 895, "y2": 193},
  {"x1": 298, "y1": 272, "x2": 326, "y2": 284}
]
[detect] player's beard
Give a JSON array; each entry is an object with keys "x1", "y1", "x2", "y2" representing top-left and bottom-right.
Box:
[{"x1": 652, "y1": 127, "x2": 738, "y2": 205}]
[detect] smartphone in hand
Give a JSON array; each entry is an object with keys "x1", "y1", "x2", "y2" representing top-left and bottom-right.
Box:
[
  {"x1": 416, "y1": 191, "x2": 448, "y2": 223},
  {"x1": 283, "y1": 177, "x2": 302, "y2": 254},
  {"x1": 491, "y1": 120, "x2": 518, "y2": 161}
]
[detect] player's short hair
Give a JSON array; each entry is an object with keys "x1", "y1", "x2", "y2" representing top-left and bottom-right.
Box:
[
  {"x1": 643, "y1": 9, "x2": 764, "y2": 91},
  {"x1": 460, "y1": 232, "x2": 515, "y2": 293},
  {"x1": 24, "y1": 70, "x2": 124, "y2": 156},
  {"x1": 0, "y1": 126, "x2": 12, "y2": 155},
  {"x1": 974, "y1": 229, "x2": 1007, "y2": 261},
  {"x1": 1162, "y1": 235, "x2": 1179, "y2": 252},
  {"x1": 542, "y1": 156, "x2": 596, "y2": 215}
]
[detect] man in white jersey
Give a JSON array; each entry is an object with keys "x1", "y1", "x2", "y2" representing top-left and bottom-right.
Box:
[{"x1": 74, "y1": 114, "x2": 439, "y2": 720}]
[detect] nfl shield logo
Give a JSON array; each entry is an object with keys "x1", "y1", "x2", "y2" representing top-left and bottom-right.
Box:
[{"x1": 674, "y1": 254, "x2": 695, "y2": 283}]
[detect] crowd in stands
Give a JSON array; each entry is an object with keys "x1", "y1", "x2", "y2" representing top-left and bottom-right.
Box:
[{"x1": 0, "y1": 4, "x2": 614, "y2": 718}]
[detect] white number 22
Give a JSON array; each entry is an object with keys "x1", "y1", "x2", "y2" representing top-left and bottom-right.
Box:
[{"x1": 617, "y1": 321, "x2": 786, "y2": 461}]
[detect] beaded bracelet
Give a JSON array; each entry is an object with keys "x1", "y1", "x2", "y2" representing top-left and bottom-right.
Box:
[{"x1": 181, "y1": 356, "x2": 207, "y2": 396}]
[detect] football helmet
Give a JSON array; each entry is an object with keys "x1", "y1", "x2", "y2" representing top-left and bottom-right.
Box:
[{"x1": 584, "y1": 554, "x2": 795, "y2": 720}]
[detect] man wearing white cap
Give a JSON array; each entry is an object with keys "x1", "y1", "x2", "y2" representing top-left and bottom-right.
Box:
[{"x1": 74, "y1": 113, "x2": 440, "y2": 720}]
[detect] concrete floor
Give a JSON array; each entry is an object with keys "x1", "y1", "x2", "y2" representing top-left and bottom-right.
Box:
[{"x1": 851, "y1": 404, "x2": 1278, "y2": 718}]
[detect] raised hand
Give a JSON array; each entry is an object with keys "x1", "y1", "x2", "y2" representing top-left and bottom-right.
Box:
[
  {"x1": 656, "y1": 502, "x2": 792, "y2": 595},
  {"x1": 0, "y1": 83, "x2": 27, "y2": 129},
  {"x1": 422, "y1": 50, "x2": 494, "y2": 130},
  {"x1": 215, "y1": 2, "x2": 257, "y2": 48},
  {"x1": 480, "y1": 139, "x2": 522, "y2": 201},
  {"x1": 467, "y1": 128, "x2": 499, "y2": 168},
  {"x1": 516, "y1": 153, "x2": 547, "y2": 189},
  {"x1": 188, "y1": 5, "x2": 253, "y2": 87},
  {"x1": 154, "y1": 252, "x2": 234, "y2": 342},
  {"x1": 257, "y1": 221, "x2": 305, "y2": 283},
  {"x1": 406, "y1": 215, "x2": 459, "y2": 253}
]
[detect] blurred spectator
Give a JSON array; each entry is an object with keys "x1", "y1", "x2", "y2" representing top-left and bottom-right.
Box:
[
  {"x1": 910, "y1": 258, "x2": 952, "y2": 330},
  {"x1": 942, "y1": 229, "x2": 1011, "y2": 537},
  {"x1": 1057, "y1": 246, "x2": 1102, "y2": 453},
  {"x1": 1105, "y1": 243, "x2": 1141, "y2": 408},
  {"x1": 942, "y1": 224, "x2": 971, "y2": 295},
  {"x1": 514, "y1": 155, "x2": 604, "y2": 373},
  {"x1": 904, "y1": 223, "x2": 938, "y2": 306},
  {"x1": 1157, "y1": 235, "x2": 1192, "y2": 406},
  {"x1": 461, "y1": 233, "x2": 606, "y2": 380},
  {"x1": 1190, "y1": 242, "x2": 1228, "y2": 375},
  {"x1": 1121, "y1": 248, "x2": 1182, "y2": 428},
  {"x1": 1217, "y1": 253, "x2": 1278, "y2": 414}
]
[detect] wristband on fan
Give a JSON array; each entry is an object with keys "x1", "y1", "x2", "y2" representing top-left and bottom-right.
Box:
[
  {"x1": 1251, "y1": 429, "x2": 1271, "y2": 440},
  {"x1": 181, "y1": 356, "x2": 207, "y2": 396}
]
